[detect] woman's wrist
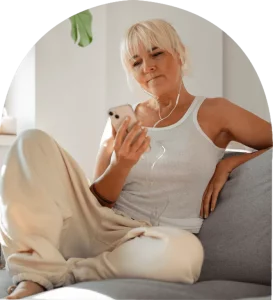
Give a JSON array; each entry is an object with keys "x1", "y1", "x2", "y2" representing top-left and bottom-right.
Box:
[
  {"x1": 109, "y1": 160, "x2": 132, "y2": 176},
  {"x1": 90, "y1": 183, "x2": 115, "y2": 207},
  {"x1": 216, "y1": 158, "x2": 234, "y2": 174},
  {"x1": 90, "y1": 162, "x2": 131, "y2": 207}
]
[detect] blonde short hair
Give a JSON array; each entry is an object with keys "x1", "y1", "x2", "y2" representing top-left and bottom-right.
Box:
[{"x1": 120, "y1": 19, "x2": 188, "y2": 77}]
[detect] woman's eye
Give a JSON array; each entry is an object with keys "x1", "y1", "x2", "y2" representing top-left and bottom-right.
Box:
[
  {"x1": 152, "y1": 52, "x2": 163, "y2": 57},
  {"x1": 132, "y1": 52, "x2": 163, "y2": 67},
  {"x1": 133, "y1": 61, "x2": 141, "y2": 67}
]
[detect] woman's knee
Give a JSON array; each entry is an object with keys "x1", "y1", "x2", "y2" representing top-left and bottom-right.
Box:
[
  {"x1": 108, "y1": 227, "x2": 204, "y2": 283},
  {"x1": 14, "y1": 129, "x2": 55, "y2": 155},
  {"x1": 17, "y1": 129, "x2": 51, "y2": 145},
  {"x1": 175, "y1": 229, "x2": 204, "y2": 283},
  {"x1": 146, "y1": 227, "x2": 204, "y2": 282}
]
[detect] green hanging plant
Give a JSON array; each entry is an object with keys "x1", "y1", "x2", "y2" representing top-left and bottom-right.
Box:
[{"x1": 69, "y1": 10, "x2": 93, "y2": 47}]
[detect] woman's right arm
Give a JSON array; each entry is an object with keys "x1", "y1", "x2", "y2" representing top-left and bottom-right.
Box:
[{"x1": 91, "y1": 117, "x2": 150, "y2": 207}]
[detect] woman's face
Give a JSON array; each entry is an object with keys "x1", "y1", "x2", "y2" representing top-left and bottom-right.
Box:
[{"x1": 128, "y1": 43, "x2": 182, "y2": 98}]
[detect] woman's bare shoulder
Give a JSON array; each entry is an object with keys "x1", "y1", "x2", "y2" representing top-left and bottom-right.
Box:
[
  {"x1": 203, "y1": 97, "x2": 229, "y2": 107},
  {"x1": 201, "y1": 97, "x2": 233, "y2": 117}
]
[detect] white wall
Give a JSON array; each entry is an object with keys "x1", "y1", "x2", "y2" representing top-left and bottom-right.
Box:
[
  {"x1": 5, "y1": 47, "x2": 36, "y2": 132},
  {"x1": 35, "y1": 1, "x2": 223, "y2": 178},
  {"x1": 105, "y1": 1, "x2": 223, "y2": 111},
  {"x1": 0, "y1": 38, "x2": 35, "y2": 171},
  {"x1": 0, "y1": 47, "x2": 36, "y2": 168},
  {"x1": 35, "y1": 5, "x2": 107, "y2": 178},
  {"x1": 1, "y1": 1, "x2": 270, "y2": 176},
  {"x1": 223, "y1": 32, "x2": 270, "y2": 122},
  {"x1": 222, "y1": 33, "x2": 270, "y2": 151}
]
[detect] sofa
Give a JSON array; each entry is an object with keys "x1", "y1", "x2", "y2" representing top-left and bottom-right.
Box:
[{"x1": 0, "y1": 149, "x2": 271, "y2": 299}]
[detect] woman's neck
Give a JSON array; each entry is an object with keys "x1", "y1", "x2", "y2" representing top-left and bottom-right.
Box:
[{"x1": 150, "y1": 83, "x2": 190, "y2": 110}]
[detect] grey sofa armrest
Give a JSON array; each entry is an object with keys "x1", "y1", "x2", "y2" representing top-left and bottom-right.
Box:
[{"x1": 198, "y1": 148, "x2": 272, "y2": 285}]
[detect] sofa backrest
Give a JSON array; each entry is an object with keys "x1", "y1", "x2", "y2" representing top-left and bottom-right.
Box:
[{"x1": 198, "y1": 149, "x2": 272, "y2": 285}]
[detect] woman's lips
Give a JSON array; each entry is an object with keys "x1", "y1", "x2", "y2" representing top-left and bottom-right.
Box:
[{"x1": 147, "y1": 75, "x2": 162, "y2": 83}]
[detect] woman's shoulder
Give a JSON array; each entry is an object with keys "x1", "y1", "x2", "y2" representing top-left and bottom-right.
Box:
[
  {"x1": 203, "y1": 96, "x2": 229, "y2": 105},
  {"x1": 201, "y1": 97, "x2": 231, "y2": 112},
  {"x1": 198, "y1": 97, "x2": 233, "y2": 124},
  {"x1": 203, "y1": 96, "x2": 225, "y2": 106}
]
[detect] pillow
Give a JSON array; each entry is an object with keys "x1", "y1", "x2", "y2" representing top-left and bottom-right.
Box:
[{"x1": 198, "y1": 149, "x2": 272, "y2": 285}]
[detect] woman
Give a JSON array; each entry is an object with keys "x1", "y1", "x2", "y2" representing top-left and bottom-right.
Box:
[
  {"x1": 0, "y1": 19, "x2": 271, "y2": 299},
  {"x1": 92, "y1": 18, "x2": 271, "y2": 226}
]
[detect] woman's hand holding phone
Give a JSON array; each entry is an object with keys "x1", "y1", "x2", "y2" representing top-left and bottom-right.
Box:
[{"x1": 111, "y1": 117, "x2": 150, "y2": 170}]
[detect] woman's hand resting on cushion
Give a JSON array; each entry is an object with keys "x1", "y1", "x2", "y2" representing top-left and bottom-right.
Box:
[
  {"x1": 200, "y1": 159, "x2": 231, "y2": 219},
  {"x1": 111, "y1": 117, "x2": 150, "y2": 170}
]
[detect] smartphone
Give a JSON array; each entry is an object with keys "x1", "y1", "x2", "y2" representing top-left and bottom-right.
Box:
[
  {"x1": 108, "y1": 104, "x2": 151, "y2": 151},
  {"x1": 108, "y1": 104, "x2": 138, "y2": 133}
]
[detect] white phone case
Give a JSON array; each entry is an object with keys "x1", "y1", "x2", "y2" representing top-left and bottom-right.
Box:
[
  {"x1": 108, "y1": 104, "x2": 138, "y2": 133},
  {"x1": 108, "y1": 104, "x2": 151, "y2": 152}
]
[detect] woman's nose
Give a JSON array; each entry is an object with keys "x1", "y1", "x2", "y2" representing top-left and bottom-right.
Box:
[{"x1": 143, "y1": 61, "x2": 156, "y2": 73}]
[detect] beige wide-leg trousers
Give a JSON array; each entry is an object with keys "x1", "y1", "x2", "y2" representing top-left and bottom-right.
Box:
[{"x1": 0, "y1": 129, "x2": 204, "y2": 291}]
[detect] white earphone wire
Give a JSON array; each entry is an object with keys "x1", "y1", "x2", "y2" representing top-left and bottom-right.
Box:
[{"x1": 142, "y1": 81, "x2": 182, "y2": 128}]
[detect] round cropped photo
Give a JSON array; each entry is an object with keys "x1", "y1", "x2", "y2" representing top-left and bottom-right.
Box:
[{"x1": 0, "y1": 2, "x2": 271, "y2": 300}]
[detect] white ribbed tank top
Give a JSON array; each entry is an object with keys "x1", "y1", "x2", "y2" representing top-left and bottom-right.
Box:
[{"x1": 102, "y1": 96, "x2": 225, "y2": 233}]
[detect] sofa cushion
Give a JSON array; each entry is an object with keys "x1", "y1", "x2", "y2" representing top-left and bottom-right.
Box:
[
  {"x1": 198, "y1": 149, "x2": 272, "y2": 285},
  {"x1": 24, "y1": 279, "x2": 271, "y2": 299}
]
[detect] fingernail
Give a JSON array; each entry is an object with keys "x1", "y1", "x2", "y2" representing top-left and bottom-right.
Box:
[
  {"x1": 204, "y1": 214, "x2": 207, "y2": 219},
  {"x1": 211, "y1": 208, "x2": 214, "y2": 212}
]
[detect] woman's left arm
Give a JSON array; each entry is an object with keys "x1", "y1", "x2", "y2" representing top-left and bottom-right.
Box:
[
  {"x1": 218, "y1": 98, "x2": 272, "y2": 170},
  {"x1": 200, "y1": 98, "x2": 272, "y2": 219}
]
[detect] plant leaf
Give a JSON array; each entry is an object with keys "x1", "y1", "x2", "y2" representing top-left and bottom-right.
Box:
[
  {"x1": 69, "y1": 10, "x2": 93, "y2": 47},
  {"x1": 70, "y1": 15, "x2": 78, "y2": 43}
]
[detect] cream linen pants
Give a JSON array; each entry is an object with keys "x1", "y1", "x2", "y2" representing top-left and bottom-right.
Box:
[{"x1": 0, "y1": 129, "x2": 204, "y2": 291}]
